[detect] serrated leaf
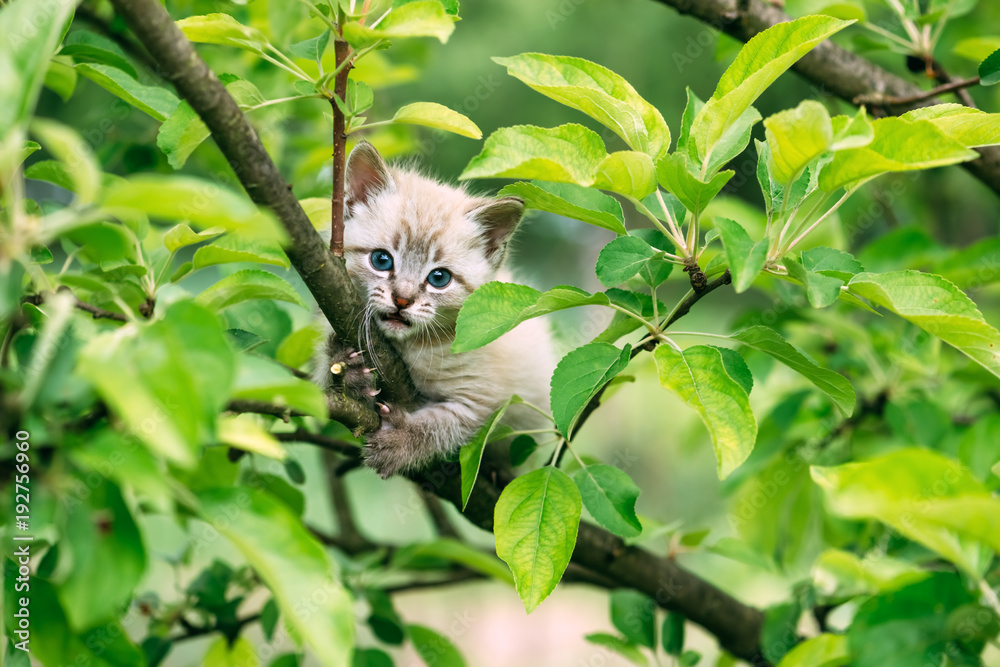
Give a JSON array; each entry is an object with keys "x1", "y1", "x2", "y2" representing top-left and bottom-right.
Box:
[
  {"x1": 197, "y1": 269, "x2": 305, "y2": 311},
  {"x1": 551, "y1": 343, "x2": 631, "y2": 439},
  {"x1": 585, "y1": 634, "x2": 649, "y2": 666},
  {"x1": 730, "y1": 326, "x2": 855, "y2": 414},
  {"x1": 662, "y1": 613, "x2": 685, "y2": 656},
  {"x1": 390, "y1": 102, "x2": 481, "y2": 138},
  {"x1": 830, "y1": 107, "x2": 874, "y2": 151},
  {"x1": 217, "y1": 415, "x2": 287, "y2": 460},
  {"x1": 812, "y1": 449, "x2": 1000, "y2": 575},
  {"x1": 289, "y1": 29, "x2": 331, "y2": 63},
  {"x1": 786, "y1": 257, "x2": 844, "y2": 308},
  {"x1": 461, "y1": 123, "x2": 606, "y2": 185},
  {"x1": 656, "y1": 152, "x2": 733, "y2": 217},
  {"x1": 197, "y1": 488, "x2": 353, "y2": 667},
  {"x1": 44, "y1": 57, "x2": 77, "y2": 102},
  {"x1": 573, "y1": 464, "x2": 641, "y2": 538},
  {"x1": 176, "y1": 13, "x2": 269, "y2": 52},
  {"x1": 654, "y1": 345, "x2": 757, "y2": 478},
  {"x1": 715, "y1": 347, "x2": 753, "y2": 395},
  {"x1": 764, "y1": 100, "x2": 832, "y2": 185},
  {"x1": 164, "y1": 223, "x2": 225, "y2": 252},
  {"x1": 75, "y1": 63, "x2": 179, "y2": 121},
  {"x1": 715, "y1": 218, "x2": 767, "y2": 293},
  {"x1": 510, "y1": 435, "x2": 538, "y2": 467},
  {"x1": 453, "y1": 282, "x2": 611, "y2": 353},
  {"x1": 342, "y1": 1, "x2": 455, "y2": 47},
  {"x1": 692, "y1": 16, "x2": 853, "y2": 167},
  {"x1": 193, "y1": 234, "x2": 290, "y2": 270},
  {"x1": 596, "y1": 236, "x2": 658, "y2": 287},
  {"x1": 901, "y1": 104, "x2": 1000, "y2": 148},
  {"x1": 979, "y1": 47, "x2": 1000, "y2": 85},
  {"x1": 499, "y1": 181, "x2": 626, "y2": 234},
  {"x1": 395, "y1": 538, "x2": 514, "y2": 585},
  {"x1": 610, "y1": 590, "x2": 656, "y2": 649},
  {"x1": 461, "y1": 395, "x2": 519, "y2": 510},
  {"x1": 494, "y1": 53, "x2": 670, "y2": 160},
  {"x1": 776, "y1": 634, "x2": 847, "y2": 667},
  {"x1": 704, "y1": 104, "x2": 761, "y2": 175},
  {"x1": 848, "y1": 270, "x2": 1000, "y2": 379},
  {"x1": 593, "y1": 150, "x2": 657, "y2": 199},
  {"x1": 819, "y1": 117, "x2": 979, "y2": 191},
  {"x1": 494, "y1": 467, "x2": 581, "y2": 613},
  {"x1": 801, "y1": 246, "x2": 863, "y2": 280},
  {"x1": 60, "y1": 30, "x2": 137, "y2": 78}
]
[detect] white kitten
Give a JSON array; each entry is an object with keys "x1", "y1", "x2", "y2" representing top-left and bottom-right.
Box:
[{"x1": 314, "y1": 142, "x2": 556, "y2": 478}]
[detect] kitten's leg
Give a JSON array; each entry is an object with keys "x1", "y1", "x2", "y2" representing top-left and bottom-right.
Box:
[{"x1": 364, "y1": 400, "x2": 484, "y2": 478}]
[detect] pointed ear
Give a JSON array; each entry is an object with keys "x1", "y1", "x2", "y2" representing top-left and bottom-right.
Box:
[
  {"x1": 469, "y1": 196, "x2": 524, "y2": 266},
  {"x1": 345, "y1": 141, "x2": 394, "y2": 214}
]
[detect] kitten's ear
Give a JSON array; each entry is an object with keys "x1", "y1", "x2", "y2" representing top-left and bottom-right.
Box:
[
  {"x1": 469, "y1": 196, "x2": 524, "y2": 266},
  {"x1": 345, "y1": 141, "x2": 394, "y2": 214}
]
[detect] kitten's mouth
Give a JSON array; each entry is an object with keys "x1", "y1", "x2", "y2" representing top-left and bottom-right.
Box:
[{"x1": 379, "y1": 311, "x2": 411, "y2": 330}]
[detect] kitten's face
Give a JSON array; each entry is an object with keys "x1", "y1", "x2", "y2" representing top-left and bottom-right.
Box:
[{"x1": 342, "y1": 143, "x2": 523, "y2": 343}]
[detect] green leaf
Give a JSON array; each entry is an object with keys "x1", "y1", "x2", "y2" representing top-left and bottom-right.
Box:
[
  {"x1": 232, "y1": 354, "x2": 328, "y2": 419},
  {"x1": 460, "y1": 395, "x2": 519, "y2": 510},
  {"x1": 276, "y1": 324, "x2": 323, "y2": 369},
  {"x1": 730, "y1": 326, "x2": 855, "y2": 414},
  {"x1": 342, "y1": 1, "x2": 455, "y2": 47},
  {"x1": 453, "y1": 282, "x2": 611, "y2": 353},
  {"x1": 44, "y1": 57, "x2": 77, "y2": 102},
  {"x1": 510, "y1": 435, "x2": 538, "y2": 466},
  {"x1": 289, "y1": 29, "x2": 331, "y2": 63},
  {"x1": 394, "y1": 538, "x2": 514, "y2": 586},
  {"x1": 494, "y1": 467, "x2": 581, "y2": 613},
  {"x1": 551, "y1": 343, "x2": 631, "y2": 439},
  {"x1": 811, "y1": 549, "x2": 929, "y2": 598},
  {"x1": 847, "y1": 573, "x2": 981, "y2": 667},
  {"x1": 390, "y1": 102, "x2": 481, "y2": 139},
  {"x1": 574, "y1": 464, "x2": 641, "y2": 538},
  {"x1": 763, "y1": 100, "x2": 833, "y2": 185},
  {"x1": 596, "y1": 236, "x2": 659, "y2": 287},
  {"x1": 176, "y1": 13, "x2": 269, "y2": 52},
  {"x1": 593, "y1": 150, "x2": 657, "y2": 199},
  {"x1": 775, "y1": 634, "x2": 847, "y2": 667},
  {"x1": 691, "y1": 16, "x2": 853, "y2": 166},
  {"x1": 716, "y1": 347, "x2": 753, "y2": 395},
  {"x1": 584, "y1": 633, "x2": 649, "y2": 666},
  {"x1": 979, "y1": 46, "x2": 1000, "y2": 85},
  {"x1": 79, "y1": 300, "x2": 234, "y2": 468},
  {"x1": 205, "y1": 636, "x2": 259, "y2": 667},
  {"x1": 901, "y1": 104, "x2": 1000, "y2": 148},
  {"x1": 407, "y1": 624, "x2": 466, "y2": 667},
  {"x1": 812, "y1": 449, "x2": 1000, "y2": 575},
  {"x1": 60, "y1": 30, "x2": 138, "y2": 78},
  {"x1": 715, "y1": 218, "x2": 767, "y2": 293},
  {"x1": 193, "y1": 234, "x2": 291, "y2": 270},
  {"x1": 703, "y1": 104, "x2": 762, "y2": 175},
  {"x1": 57, "y1": 480, "x2": 147, "y2": 631},
  {"x1": 610, "y1": 589, "x2": 656, "y2": 649},
  {"x1": 498, "y1": 181, "x2": 626, "y2": 235},
  {"x1": 0, "y1": 0, "x2": 77, "y2": 131},
  {"x1": 801, "y1": 246, "x2": 864, "y2": 280},
  {"x1": 101, "y1": 175, "x2": 282, "y2": 239},
  {"x1": 494, "y1": 53, "x2": 670, "y2": 160},
  {"x1": 654, "y1": 345, "x2": 757, "y2": 478},
  {"x1": 830, "y1": 107, "x2": 874, "y2": 150},
  {"x1": 655, "y1": 152, "x2": 733, "y2": 218},
  {"x1": 352, "y1": 649, "x2": 392, "y2": 667},
  {"x1": 630, "y1": 228, "x2": 675, "y2": 286},
  {"x1": 819, "y1": 117, "x2": 979, "y2": 191},
  {"x1": 217, "y1": 415, "x2": 287, "y2": 460},
  {"x1": 786, "y1": 257, "x2": 844, "y2": 308},
  {"x1": 848, "y1": 270, "x2": 1000, "y2": 379},
  {"x1": 163, "y1": 223, "x2": 226, "y2": 252},
  {"x1": 75, "y1": 63, "x2": 180, "y2": 121},
  {"x1": 30, "y1": 117, "x2": 101, "y2": 205},
  {"x1": 197, "y1": 488, "x2": 354, "y2": 667},
  {"x1": 197, "y1": 269, "x2": 305, "y2": 311},
  {"x1": 662, "y1": 613, "x2": 685, "y2": 656},
  {"x1": 461, "y1": 123, "x2": 605, "y2": 185}
]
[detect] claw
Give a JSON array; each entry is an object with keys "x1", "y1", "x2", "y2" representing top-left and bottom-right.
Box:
[
  {"x1": 369, "y1": 388, "x2": 382, "y2": 397},
  {"x1": 349, "y1": 351, "x2": 361, "y2": 359},
  {"x1": 377, "y1": 402, "x2": 390, "y2": 414}
]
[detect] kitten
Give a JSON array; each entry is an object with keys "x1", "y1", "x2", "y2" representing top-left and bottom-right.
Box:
[{"x1": 314, "y1": 142, "x2": 556, "y2": 478}]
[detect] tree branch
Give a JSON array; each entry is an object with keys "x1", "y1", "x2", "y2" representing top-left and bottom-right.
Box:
[
  {"x1": 24, "y1": 291, "x2": 129, "y2": 322},
  {"x1": 106, "y1": 0, "x2": 416, "y2": 412},
  {"x1": 651, "y1": 0, "x2": 1000, "y2": 197},
  {"x1": 330, "y1": 33, "x2": 350, "y2": 258}
]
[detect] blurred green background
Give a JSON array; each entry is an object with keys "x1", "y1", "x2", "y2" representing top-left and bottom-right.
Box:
[{"x1": 28, "y1": 0, "x2": 1000, "y2": 664}]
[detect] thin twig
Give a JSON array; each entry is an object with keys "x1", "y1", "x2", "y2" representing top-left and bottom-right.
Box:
[
  {"x1": 329, "y1": 29, "x2": 351, "y2": 257},
  {"x1": 883, "y1": 75, "x2": 980, "y2": 106},
  {"x1": 274, "y1": 429, "x2": 361, "y2": 458},
  {"x1": 23, "y1": 292, "x2": 129, "y2": 322}
]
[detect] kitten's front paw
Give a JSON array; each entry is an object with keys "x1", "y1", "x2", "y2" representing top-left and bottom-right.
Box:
[
  {"x1": 327, "y1": 346, "x2": 378, "y2": 403},
  {"x1": 363, "y1": 409, "x2": 427, "y2": 479}
]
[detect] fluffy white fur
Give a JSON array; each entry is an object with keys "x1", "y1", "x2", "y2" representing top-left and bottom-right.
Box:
[{"x1": 314, "y1": 142, "x2": 556, "y2": 477}]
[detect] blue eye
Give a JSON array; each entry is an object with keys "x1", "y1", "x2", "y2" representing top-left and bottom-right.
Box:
[
  {"x1": 427, "y1": 268, "x2": 452, "y2": 288},
  {"x1": 370, "y1": 250, "x2": 393, "y2": 271}
]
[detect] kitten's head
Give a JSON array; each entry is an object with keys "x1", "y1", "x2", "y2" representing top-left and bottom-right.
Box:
[{"x1": 342, "y1": 141, "x2": 524, "y2": 342}]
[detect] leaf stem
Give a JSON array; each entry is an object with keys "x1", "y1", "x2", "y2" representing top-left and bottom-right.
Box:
[
  {"x1": 242, "y1": 93, "x2": 326, "y2": 112},
  {"x1": 293, "y1": 0, "x2": 340, "y2": 31},
  {"x1": 781, "y1": 189, "x2": 853, "y2": 255},
  {"x1": 518, "y1": 399, "x2": 556, "y2": 423},
  {"x1": 259, "y1": 52, "x2": 312, "y2": 82},
  {"x1": 655, "y1": 189, "x2": 686, "y2": 249},
  {"x1": 631, "y1": 195, "x2": 688, "y2": 254}
]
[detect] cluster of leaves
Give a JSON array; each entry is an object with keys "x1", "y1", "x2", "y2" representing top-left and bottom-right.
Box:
[{"x1": 448, "y1": 11, "x2": 1000, "y2": 666}]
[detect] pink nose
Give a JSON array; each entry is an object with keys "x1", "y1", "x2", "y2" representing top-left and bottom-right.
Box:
[{"x1": 393, "y1": 296, "x2": 411, "y2": 308}]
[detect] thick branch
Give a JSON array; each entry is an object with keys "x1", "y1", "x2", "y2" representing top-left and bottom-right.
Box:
[
  {"x1": 107, "y1": 0, "x2": 416, "y2": 411},
  {"x1": 651, "y1": 0, "x2": 1000, "y2": 197}
]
